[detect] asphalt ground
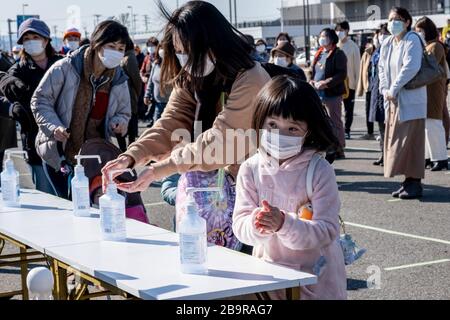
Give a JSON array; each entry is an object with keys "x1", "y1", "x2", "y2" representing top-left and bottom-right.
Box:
[{"x1": 1, "y1": 97, "x2": 449, "y2": 300}]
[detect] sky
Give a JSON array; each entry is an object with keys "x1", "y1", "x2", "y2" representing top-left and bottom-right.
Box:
[{"x1": 0, "y1": 0, "x2": 282, "y2": 37}]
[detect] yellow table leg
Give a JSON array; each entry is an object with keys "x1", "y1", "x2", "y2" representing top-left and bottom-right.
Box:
[
  {"x1": 19, "y1": 246, "x2": 29, "y2": 300},
  {"x1": 286, "y1": 287, "x2": 301, "y2": 300}
]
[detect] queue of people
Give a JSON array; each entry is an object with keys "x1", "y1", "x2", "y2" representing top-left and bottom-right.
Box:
[{"x1": 0, "y1": 1, "x2": 449, "y2": 300}]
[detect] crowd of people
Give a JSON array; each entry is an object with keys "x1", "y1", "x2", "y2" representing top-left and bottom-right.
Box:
[{"x1": 0, "y1": 0, "x2": 449, "y2": 300}]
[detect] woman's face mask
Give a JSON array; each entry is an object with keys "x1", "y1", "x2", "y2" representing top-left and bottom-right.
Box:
[
  {"x1": 23, "y1": 40, "x2": 45, "y2": 57},
  {"x1": 388, "y1": 20, "x2": 405, "y2": 36},
  {"x1": 319, "y1": 36, "x2": 330, "y2": 48},
  {"x1": 260, "y1": 130, "x2": 306, "y2": 160},
  {"x1": 66, "y1": 40, "x2": 80, "y2": 51},
  {"x1": 256, "y1": 44, "x2": 266, "y2": 53},
  {"x1": 176, "y1": 53, "x2": 215, "y2": 77},
  {"x1": 98, "y1": 48, "x2": 124, "y2": 69},
  {"x1": 274, "y1": 56, "x2": 289, "y2": 68}
]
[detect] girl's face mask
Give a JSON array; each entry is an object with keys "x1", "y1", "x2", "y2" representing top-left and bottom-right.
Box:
[{"x1": 260, "y1": 130, "x2": 306, "y2": 160}]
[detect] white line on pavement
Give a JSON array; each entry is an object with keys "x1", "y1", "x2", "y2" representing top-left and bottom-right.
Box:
[
  {"x1": 145, "y1": 202, "x2": 168, "y2": 207},
  {"x1": 345, "y1": 147, "x2": 380, "y2": 152},
  {"x1": 384, "y1": 259, "x2": 450, "y2": 271},
  {"x1": 345, "y1": 222, "x2": 450, "y2": 245}
]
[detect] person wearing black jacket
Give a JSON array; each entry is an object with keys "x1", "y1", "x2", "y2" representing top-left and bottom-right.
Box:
[
  {"x1": 310, "y1": 28, "x2": 348, "y2": 158},
  {"x1": 0, "y1": 18, "x2": 62, "y2": 194}
]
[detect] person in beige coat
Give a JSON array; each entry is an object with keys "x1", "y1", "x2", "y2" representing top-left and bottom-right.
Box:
[
  {"x1": 415, "y1": 17, "x2": 449, "y2": 171},
  {"x1": 102, "y1": 1, "x2": 270, "y2": 192},
  {"x1": 356, "y1": 38, "x2": 376, "y2": 140}
]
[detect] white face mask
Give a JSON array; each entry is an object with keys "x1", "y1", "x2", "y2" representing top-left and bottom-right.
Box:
[
  {"x1": 388, "y1": 20, "x2": 405, "y2": 37},
  {"x1": 260, "y1": 130, "x2": 305, "y2": 160},
  {"x1": 98, "y1": 48, "x2": 124, "y2": 69},
  {"x1": 158, "y1": 49, "x2": 164, "y2": 59},
  {"x1": 274, "y1": 56, "x2": 289, "y2": 68},
  {"x1": 148, "y1": 46, "x2": 156, "y2": 54},
  {"x1": 66, "y1": 41, "x2": 80, "y2": 51},
  {"x1": 418, "y1": 31, "x2": 426, "y2": 42},
  {"x1": 378, "y1": 34, "x2": 386, "y2": 45},
  {"x1": 256, "y1": 44, "x2": 266, "y2": 53},
  {"x1": 176, "y1": 53, "x2": 215, "y2": 77},
  {"x1": 319, "y1": 37, "x2": 329, "y2": 47},
  {"x1": 13, "y1": 54, "x2": 20, "y2": 60},
  {"x1": 23, "y1": 40, "x2": 45, "y2": 57},
  {"x1": 336, "y1": 31, "x2": 346, "y2": 41}
]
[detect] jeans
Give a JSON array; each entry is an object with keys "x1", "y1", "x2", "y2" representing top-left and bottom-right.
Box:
[
  {"x1": 344, "y1": 89, "x2": 356, "y2": 134},
  {"x1": 366, "y1": 92, "x2": 374, "y2": 135},
  {"x1": 30, "y1": 163, "x2": 59, "y2": 196},
  {"x1": 153, "y1": 102, "x2": 167, "y2": 124},
  {"x1": 41, "y1": 162, "x2": 70, "y2": 200}
]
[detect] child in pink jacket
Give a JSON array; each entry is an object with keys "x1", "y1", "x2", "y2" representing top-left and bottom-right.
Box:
[{"x1": 233, "y1": 76, "x2": 347, "y2": 300}]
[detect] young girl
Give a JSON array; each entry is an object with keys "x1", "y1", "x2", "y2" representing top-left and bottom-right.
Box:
[{"x1": 232, "y1": 76, "x2": 347, "y2": 300}]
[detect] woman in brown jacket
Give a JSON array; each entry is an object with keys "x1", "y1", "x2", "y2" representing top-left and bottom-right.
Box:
[
  {"x1": 102, "y1": 1, "x2": 270, "y2": 192},
  {"x1": 415, "y1": 17, "x2": 449, "y2": 171}
]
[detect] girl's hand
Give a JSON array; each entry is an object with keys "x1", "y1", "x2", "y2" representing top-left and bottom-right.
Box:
[
  {"x1": 101, "y1": 155, "x2": 134, "y2": 192},
  {"x1": 54, "y1": 126, "x2": 70, "y2": 142},
  {"x1": 116, "y1": 166, "x2": 156, "y2": 193},
  {"x1": 255, "y1": 200, "x2": 285, "y2": 233}
]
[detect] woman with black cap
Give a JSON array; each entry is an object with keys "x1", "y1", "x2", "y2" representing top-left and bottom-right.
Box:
[{"x1": 0, "y1": 18, "x2": 63, "y2": 195}]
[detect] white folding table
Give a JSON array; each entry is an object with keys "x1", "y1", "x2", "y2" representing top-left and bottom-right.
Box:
[{"x1": 45, "y1": 232, "x2": 317, "y2": 300}]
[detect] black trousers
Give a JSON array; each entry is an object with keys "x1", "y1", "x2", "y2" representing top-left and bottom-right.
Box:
[
  {"x1": 366, "y1": 92, "x2": 374, "y2": 135},
  {"x1": 117, "y1": 114, "x2": 139, "y2": 152},
  {"x1": 344, "y1": 89, "x2": 356, "y2": 134}
]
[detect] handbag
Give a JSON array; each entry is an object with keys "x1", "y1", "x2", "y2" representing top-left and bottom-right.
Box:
[
  {"x1": 404, "y1": 33, "x2": 446, "y2": 90},
  {"x1": 175, "y1": 169, "x2": 242, "y2": 251}
]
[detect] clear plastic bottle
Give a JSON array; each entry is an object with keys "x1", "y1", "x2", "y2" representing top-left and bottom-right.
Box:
[
  {"x1": 99, "y1": 169, "x2": 134, "y2": 241},
  {"x1": 1, "y1": 150, "x2": 28, "y2": 208},
  {"x1": 71, "y1": 155, "x2": 101, "y2": 217},
  {"x1": 179, "y1": 187, "x2": 221, "y2": 275}
]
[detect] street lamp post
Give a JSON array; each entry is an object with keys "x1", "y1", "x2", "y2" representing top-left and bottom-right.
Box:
[
  {"x1": 127, "y1": 5, "x2": 134, "y2": 37},
  {"x1": 22, "y1": 3, "x2": 29, "y2": 20}
]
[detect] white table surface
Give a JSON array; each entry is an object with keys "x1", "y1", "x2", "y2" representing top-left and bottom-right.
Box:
[
  {"x1": 0, "y1": 189, "x2": 73, "y2": 212},
  {"x1": 45, "y1": 232, "x2": 317, "y2": 300},
  {"x1": 0, "y1": 190, "x2": 170, "y2": 252}
]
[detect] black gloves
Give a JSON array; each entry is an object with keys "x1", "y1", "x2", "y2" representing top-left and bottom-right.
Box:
[{"x1": 0, "y1": 72, "x2": 29, "y2": 103}]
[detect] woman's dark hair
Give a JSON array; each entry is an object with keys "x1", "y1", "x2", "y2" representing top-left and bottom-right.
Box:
[
  {"x1": 390, "y1": 7, "x2": 413, "y2": 31},
  {"x1": 90, "y1": 20, "x2": 132, "y2": 51},
  {"x1": 19, "y1": 32, "x2": 56, "y2": 61},
  {"x1": 80, "y1": 38, "x2": 90, "y2": 46},
  {"x1": 276, "y1": 32, "x2": 291, "y2": 43},
  {"x1": 415, "y1": 16, "x2": 439, "y2": 43},
  {"x1": 320, "y1": 28, "x2": 339, "y2": 46},
  {"x1": 252, "y1": 76, "x2": 339, "y2": 152},
  {"x1": 379, "y1": 23, "x2": 390, "y2": 35},
  {"x1": 146, "y1": 36, "x2": 159, "y2": 47},
  {"x1": 158, "y1": 0, "x2": 254, "y2": 92},
  {"x1": 336, "y1": 21, "x2": 350, "y2": 31},
  {"x1": 154, "y1": 43, "x2": 163, "y2": 65}
]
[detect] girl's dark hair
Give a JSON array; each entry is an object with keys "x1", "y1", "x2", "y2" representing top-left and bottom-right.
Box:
[
  {"x1": 415, "y1": 16, "x2": 439, "y2": 43},
  {"x1": 146, "y1": 36, "x2": 159, "y2": 47},
  {"x1": 336, "y1": 21, "x2": 350, "y2": 31},
  {"x1": 390, "y1": 7, "x2": 413, "y2": 31},
  {"x1": 252, "y1": 76, "x2": 339, "y2": 152},
  {"x1": 90, "y1": 20, "x2": 132, "y2": 51},
  {"x1": 320, "y1": 28, "x2": 339, "y2": 46},
  {"x1": 19, "y1": 32, "x2": 56, "y2": 61},
  {"x1": 276, "y1": 32, "x2": 291, "y2": 43},
  {"x1": 158, "y1": 0, "x2": 254, "y2": 92}
]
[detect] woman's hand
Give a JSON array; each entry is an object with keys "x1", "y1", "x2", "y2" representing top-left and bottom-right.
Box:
[
  {"x1": 116, "y1": 166, "x2": 156, "y2": 193},
  {"x1": 110, "y1": 122, "x2": 124, "y2": 135},
  {"x1": 384, "y1": 91, "x2": 396, "y2": 102},
  {"x1": 144, "y1": 97, "x2": 152, "y2": 106},
  {"x1": 54, "y1": 126, "x2": 70, "y2": 142},
  {"x1": 255, "y1": 200, "x2": 285, "y2": 234},
  {"x1": 101, "y1": 155, "x2": 134, "y2": 192},
  {"x1": 315, "y1": 80, "x2": 328, "y2": 90}
]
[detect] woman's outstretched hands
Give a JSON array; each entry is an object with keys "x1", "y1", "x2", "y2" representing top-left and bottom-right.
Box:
[{"x1": 254, "y1": 200, "x2": 285, "y2": 234}]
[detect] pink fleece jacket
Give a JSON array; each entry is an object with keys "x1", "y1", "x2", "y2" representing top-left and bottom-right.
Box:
[{"x1": 233, "y1": 149, "x2": 347, "y2": 300}]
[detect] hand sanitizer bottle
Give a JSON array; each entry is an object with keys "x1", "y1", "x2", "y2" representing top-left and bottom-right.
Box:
[
  {"x1": 1, "y1": 150, "x2": 28, "y2": 208},
  {"x1": 99, "y1": 169, "x2": 134, "y2": 241},
  {"x1": 179, "y1": 187, "x2": 221, "y2": 275},
  {"x1": 71, "y1": 155, "x2": 101, "y2": 217}
]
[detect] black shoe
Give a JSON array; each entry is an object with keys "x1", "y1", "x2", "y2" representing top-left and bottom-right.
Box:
[
  {"x1": 392, "y1": 184, "x2": 404, "y2": 198},
  {"x1": 399, "y1": 180, "x2": 423, "y2": 200},
  {"x1": 373, "y1": 157, "x2": 384, "y2": 166},
  {"x1": 425, "y1": 158, "x2": 432, "y2": 169},
  {"x1": 345, "y1": 133, "x2": 351, "y2": 140},
  {"x1": 430, "y1": 160, "x2": 449, "y2": 172}
]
